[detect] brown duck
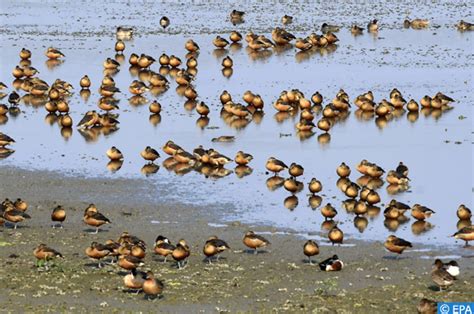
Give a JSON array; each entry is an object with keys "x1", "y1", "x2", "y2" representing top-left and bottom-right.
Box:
[
  {"x1": 384, "y1": 235, "x2": 412, "y2": 255},
  {"x1": 83, "y1": 210, "x2": 111, "y2": 233},
  {"x1": 154, "y1": 235, "x2": 176, "y2": 262},
  {"x1": 172, "y1": 239, "x2": 190, "y2": 269},
  {"x1": 141, "y1": 146, "x2": 160, "y2": 164},
  {"x1": 143, "y1": 271, "x2": 164, "y2": 299},
  {"x1": 51, "y1": 205, "x2": 66, "y2": 228},
  {"x1": 303, "y1": 240, "x2": 319, "y2": 264},
  {"x1": 85, "y1": 241, "x2": 111, "y2": 268},
  {"x1": 34, "y1": 244, "x2": 63, "y2": 263},
  {"x1": 123, "y1": 268, "x2": 146, "y2": 293},
  {"x1": 203, "y1": 236, "x2": 230, "y2": 263},
  {"x1": 266, "y1": 157, "x2": 288, "y2": 175},
  {"x1": 243, "y1": 231, "x2": 270, "y2": 254}
]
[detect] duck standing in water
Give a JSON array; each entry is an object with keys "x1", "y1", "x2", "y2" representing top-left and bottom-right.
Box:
[
  {"x1": 266, "y1": 157, "x2": 288, "y2": 175},
  {"x1": 160, "y1": 16, "x2": 170, "y2": 29},
  {"x1": 45, "y1": 47, "x2": 65, "y2": 59},
  {"x1": 452, "y1": 225, "x2": 474, "y2": 246},
  {"x1": 116, "y1": 26, "x2": 133, "y2": 39},
  {"x1": 77, "y1": 110, "x2": 99, "y2": 129},
  {"x1": 235, "y1": 151, "x2": 253, "y2": 166},
  {"x1": 8, "y1": 91, "x2": 20, "y2": 106},
  {"x1": 106, "y1": 146, "x2": 123, "y2": 161},
  {"x1": 321, "y1": 23, "x2": 340, "y2": 33},
  {"x1": 456, "y1": 20, "x2": 474, "y2": 31},
  {"x1": 367, "y1": 19, "x2": 379, "y2": 32},
  {"x1": 411, "y1": 204, "x2": 435, "y2": 221},
  {"x1": 140, "y1": 146, "x2": 160, "y2": 164},
  {"x1": 0, "y1": 132, "x2": 15, "y2": 147},
  {"x1": 456, "y1": 204, "x2": 471, "y2": 220},
  {"x1": 282, "y1": 15, "x2": 293, "y2": 25}
]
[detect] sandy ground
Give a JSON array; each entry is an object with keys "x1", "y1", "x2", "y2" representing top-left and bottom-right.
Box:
[{"x1": 0, "y1": 166, "x2": 472, "y2": 312}]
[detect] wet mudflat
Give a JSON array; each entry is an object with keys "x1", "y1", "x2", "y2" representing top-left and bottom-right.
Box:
[
  {"x1": 0, "y1": 166, "x2": 473, "y2": 312},
  {"x1": 0, "y1": 0, "x2": 473, "y2": 312}
]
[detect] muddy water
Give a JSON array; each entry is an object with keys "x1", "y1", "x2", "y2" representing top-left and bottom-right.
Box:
[{"x1": 0, "y1": 0, "x2": 472, "y2": 247}]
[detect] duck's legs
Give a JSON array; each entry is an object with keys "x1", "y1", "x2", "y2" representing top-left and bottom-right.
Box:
[
  {"x1": 308, "y1": 256, "x2": 312, "y2": 265},
  {"x1": 254, "y1": 248, "x2": 258, "y2": 255}
]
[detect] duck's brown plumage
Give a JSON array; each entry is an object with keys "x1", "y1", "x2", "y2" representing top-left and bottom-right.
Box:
[
  {"x1": 303, "y1": 240, "x2": 319, "y2": 263},
  {"x1": 143, "y1": 271, "x2": 164, "y2": 297},
  {"x1": 172, "y1": 240, "x2": 190, "y2": 268},
  {"x1": 51, "y1": 205, "x2": 66, "y2": 226},
  {"x1": 124, "y1": 268, "x2": 146, "y2": 291},
  {"x1": 384, "y1": 235, "x2": 412, "y2": 254},
  {"x1": 34, "y1": 244, "x2": 63, "y2": 260},
  {"x1": 243, "y1": 231, "x2": 270, "y2": 252}
]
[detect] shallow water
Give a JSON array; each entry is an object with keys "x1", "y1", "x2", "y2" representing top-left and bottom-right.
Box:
[{"x1": 0, "y1": 0, "x2": 472, "y2": 247}]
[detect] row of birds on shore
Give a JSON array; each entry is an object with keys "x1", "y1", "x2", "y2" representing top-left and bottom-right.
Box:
[
  {"x1": 4, "y1": 189, "x2": 469, "y2": 302},
  {"x1": 30, "y1": 223, "x2": 465, "y2": 301}
]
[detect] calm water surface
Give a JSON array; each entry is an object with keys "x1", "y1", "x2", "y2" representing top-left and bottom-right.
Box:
[{"x1": 0, "y1": 0, "x2": 472, "y2": 247}]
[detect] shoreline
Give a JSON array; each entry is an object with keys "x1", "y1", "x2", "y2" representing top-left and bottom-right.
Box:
[{"x1": 0, "y1": 164, "x2": 468, "y2": 251}]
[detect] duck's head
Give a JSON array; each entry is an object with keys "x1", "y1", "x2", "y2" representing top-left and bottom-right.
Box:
[
  {"x1": 433, "y1": 259, "x2": 443, "y2": 269},
  {"x1": 145, "y1": 271, "x2": 154, "y2": 279}
]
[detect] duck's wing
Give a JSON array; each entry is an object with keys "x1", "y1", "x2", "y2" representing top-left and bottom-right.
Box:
[
  {"x1": 251, "y1": 234, "x2": 270, "y2": 244},
  {"x1": 393, "y1": 237, "x2": 412, "y2": 247},
  {"x1": 77, "y1": 113, "x2": 94, "y2": 127},
  {"x1": 90, "y1": 212, "x2": 111, "y2": 223},
  {"x1": 43, "y1": 246, "x2": 63, "y2": 257}
]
